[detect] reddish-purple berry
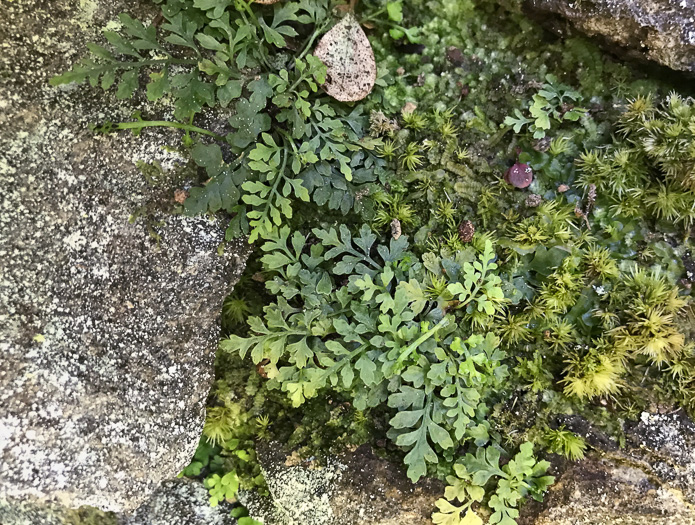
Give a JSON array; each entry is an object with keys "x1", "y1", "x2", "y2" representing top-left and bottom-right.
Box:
[{"x1": 504, "y1": 163, "x2": 533, "y2": 189}]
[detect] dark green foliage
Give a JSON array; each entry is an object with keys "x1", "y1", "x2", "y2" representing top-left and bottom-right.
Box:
[
  {"x1": 231, "y1": 506, "x2": 263, "y2": 525},
  {"x1": 504, "y1": 75, "x2": 587, "y2": 139},
  {"x1": 52, "y1": 0, "x2": 386, "y2": 242}
]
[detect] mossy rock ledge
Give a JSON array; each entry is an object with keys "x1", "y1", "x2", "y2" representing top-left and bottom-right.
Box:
[
  {"x1": 239, "y1": 415, "x2": 695, "y2": 525},
  {"x1": 520, "y1": 0, "x2": 695, "y2": 72},
  {"x1": 4, "y1": 0, "x2": 695, "y2": 524},
  {"x1": 519, "y1": 411, "x2": 695, "y2": 525},
  {"x1": 0, "y1": 0, "x2": 250, "y2": 517}
]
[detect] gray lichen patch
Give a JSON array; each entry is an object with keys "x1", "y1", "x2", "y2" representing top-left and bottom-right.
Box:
[
  {"x1": 0, "y1": 0, "x2": 250, "y2": 514},
  {"x1": 240, "y1": 456, "x2": 341, "y2": 525}
]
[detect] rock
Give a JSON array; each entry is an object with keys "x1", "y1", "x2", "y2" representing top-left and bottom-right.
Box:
[
  {"x1": 520, "y1": 411, "x2": 695, "y2": 524},
  {"x1": 125, "y1": 479, "x2": 237, "y2": 525},
  {"x1": 527, "y1": 456, "x2": 694, "y2": 525},
  {"x1": 238, "y1": 444, "x2": 443, "y2": 525},
  {"x1": 0, "y1": 0, "x2": 249, "y2": 514},
  {"x1": 521, "y1": 0, "x2": 695, "y2": 72},
  {"x1": 0, "y1": 500, "x2": 119, "y2": 525},
  {"x1": 0, "y1": 480, "x2": 238, "y2": 525}
]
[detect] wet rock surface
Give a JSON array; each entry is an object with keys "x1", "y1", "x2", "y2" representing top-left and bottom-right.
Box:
[
  {"x1": 521, "y1": 0, "x2": 695, "y2": 72},
  {"x1": 0, "y1": 0, "x2": 249, "y2": 514},
  {"x1": 520, "y1": 411, "x2": 695, "y2": 524},
  {"x1": 239, "y1": 444, "x2": 443, "y2": 525}
]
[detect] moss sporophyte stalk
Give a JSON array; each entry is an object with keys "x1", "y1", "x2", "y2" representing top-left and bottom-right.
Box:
[{"x1": 54, "y1": 0, "x2": 695, "y2": 522}]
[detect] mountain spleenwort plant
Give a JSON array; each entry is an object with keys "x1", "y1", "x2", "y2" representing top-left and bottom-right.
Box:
[
  {"x1": 219, "y1": 224, "x2": 553, "y2": 521},
  {"x1": 52, "y1": 0, "x2": 385, "y2": 242}
]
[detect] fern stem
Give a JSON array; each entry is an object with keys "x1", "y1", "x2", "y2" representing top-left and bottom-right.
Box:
[
  {"x1": 100, "y1": 58, "x2": 197, "y2": 74},
  {"x1": 395, "y1": 316, "x2": 451, "y2": 367},
  {"x1": 116, "y1": 57, "x2": 198, "y2": 68},
  {"x1": 296, "y1": 19, "x2": 332, "y2": 60},
  {"x1": 112, "y1": 120, "x2": 225, "y2": 141},
  {"x1": 358, "y1": 7, "x2": 388, "y2": 24},
  {"x1": 259, "y1": 148, "x2": 289, "y2": 229},
  {"x1": 240, "y1": 1, "x2": 274, "y2": 71}
]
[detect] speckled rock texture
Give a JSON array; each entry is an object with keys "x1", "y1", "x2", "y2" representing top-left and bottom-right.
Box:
[
  {"x1": 0, "y1": 0, "x2": 249, "y2": 514},
  {"x1": 238, "y1": 444, "x2": 443, "y2": 525},
  {"x1": 124, "y1": 479, "x2": 237, "y2": 525},
  {"x1": 521, "y1": 0, "x2": 695, "y2": 72},
  {"x1": 519, "y1": 411, "x2": 695, "y2": 525}
]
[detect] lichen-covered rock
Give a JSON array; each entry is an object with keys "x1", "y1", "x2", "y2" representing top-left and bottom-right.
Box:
[
  {"x1": 520, "y1": 0, "x2": 695, "y2": 72},
  {"x1": 125, "y1": 479, "x2": 237, "y2": 525},
  {"x1": 520, "y1": 411, "x2": 695, "y2": 524},
  {"x1": 238, "y1": 444, "x2": 443, "y2": 525},
  {"x1": 0, "y1": 0, "x2": 249, "y2": 514}
]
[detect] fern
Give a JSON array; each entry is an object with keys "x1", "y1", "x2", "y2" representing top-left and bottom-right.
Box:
[
  {"x1": 221, "y1": 227, "x2": 509, "y2": 482},
  {"x1": 52, "y1": 0, "x2": 384, "y2": 242},
  {"x1": 433, "y1": 443, "x2": 554, "y2": 525}
]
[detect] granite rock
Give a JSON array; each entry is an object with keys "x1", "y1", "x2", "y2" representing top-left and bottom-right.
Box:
[
  {"x1": 124, "y1": 479, "x2": 237, "y2": 525},
  {"x1": 521, "y1": 411, "x2": 695, "y2": 524},
  {"x1": 0, "y1": 0, "x2": 249, "y2": 513}
]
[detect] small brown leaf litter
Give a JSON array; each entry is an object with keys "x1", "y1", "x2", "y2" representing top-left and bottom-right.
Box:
[
  {"x1": 314, "y1": 13, "x2": 376, "y2": 102},
  {"x1": 504, "y1": 162, "x2": 533, "y2": 189},
  {"x1": 458, "y1": 220, "x2": 475, "y2": 242},
  {"x1": 401, "y1": 101, "x2": 417, "y2": 114},
  {"x1": 446, "y1": 46, "x2": 465, "y2": 66},
  {"x1": 254, "y1": 0, "x2": 283, "y2": 4},
  {"x1": 525, "y1": 194, "x2": 542, "y2": 208},
  {"x1": 575, "y1": 183, "x2": 597, "y2": 228},
  {"x1": 174, "y1": 189, "x2": 188, "y2": 204},
  {"x1": 391, "y1": 218, "x2": 402, "y2": 240}
]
